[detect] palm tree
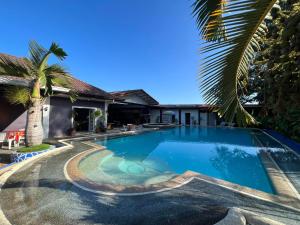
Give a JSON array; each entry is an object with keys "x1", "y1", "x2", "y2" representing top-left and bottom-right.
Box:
[
  {"x1": 192, "y1": 0, "x2": 278, "y2": 126},
  {"x1": 0, "y1": 41, "x2": 74, "y2": 146}
]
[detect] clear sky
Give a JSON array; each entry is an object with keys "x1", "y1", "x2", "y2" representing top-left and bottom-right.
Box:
[{"x1": 0, "y1": 0, "x2": 204, "y2": 104}]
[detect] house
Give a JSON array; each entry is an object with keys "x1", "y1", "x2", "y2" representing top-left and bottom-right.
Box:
[
  {"x1": 1, "y1": 53, "x2": 258, "y2": 140},
  {"x1": 0, "y1": 53, "x2": 113, "y2": 138},
  {"x1": 108, "y1": 90, "x2": 217, "y2": 126},
  {"x1": 108, "y1": 89, "x2": 159, "y2": 125},
  {"x1": 150, "y1": 104, "x2": 217, "y2": 126}
]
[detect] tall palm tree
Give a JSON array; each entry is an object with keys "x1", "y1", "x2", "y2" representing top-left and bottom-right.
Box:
[
  {"x1": 0, "y1": 41, "x2": 74, "y2": 146},
  {"x1": 193, "y1": 0, "x2": 278, "y2": 126}
]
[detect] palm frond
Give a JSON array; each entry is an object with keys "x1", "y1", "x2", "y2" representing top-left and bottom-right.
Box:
[
  {"x1": 5, "y1": 86, "x2": 31, "y2": 106},
  {"x1": 29, "y1": 41, "x2": 67, "y2": 75},
  {"x1": 43, "y1": 64, "x2": 70, "y2": 77},
  {"x1": 194, "y1": 0, "x2": 277, "y2": 126},
  {"x1": 0, "y1": 55, "x2": 30, "y2": 77},
  {"x1": 49, "y1": 42, "x2": 67, "y2": 60},
  {"x1": 193, "y1": 0, "x2": 227, "y2": 42},
  {"x1": 41, "y1": 64, "x2": 71, "y2": 96},
  {"x1": 29, "y1": 40, "x2": 48, "y2": 68}
]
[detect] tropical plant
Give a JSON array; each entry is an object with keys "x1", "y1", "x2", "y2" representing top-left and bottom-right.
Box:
[
  {"x1": 0, "y1": 41, "x2": 74, "y2": 146},
  {"x1": 192, "y1": 0, "x2": 279, "y2": 126},
  {"x1": 246, "y1": 0, "x2": 300, "y2": 141},
  {"x1": 93, "y1": 109, "x2": 103, "y2": 120}
]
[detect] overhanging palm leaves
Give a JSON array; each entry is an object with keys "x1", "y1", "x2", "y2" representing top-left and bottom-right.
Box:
[
  {"x1": 0, "y1": 41, "x2": 73, "y2": 103},
  {"x1": 193, "y1": 0, "x2": 277, "y2": 126}
]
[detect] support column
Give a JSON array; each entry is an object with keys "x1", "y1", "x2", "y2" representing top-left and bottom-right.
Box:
[
  {"x1": 179, "y1": 109, "x2": 182, "y2": 125},
  {"x1": 104, "y1": 101, "x2": 109, "y2": 127},
  {"x1": 42, "y1": 97, "x2": 50, "y2": 139},
  {"x1": 207, "y1": 112, "x2": 209, "y2": 126},
  {"x1": 198, "y1": 110, "x2": 201, "y2": 125},
  {"x1": 159, "y1": 109, "x2": 162, "y2": 123}
]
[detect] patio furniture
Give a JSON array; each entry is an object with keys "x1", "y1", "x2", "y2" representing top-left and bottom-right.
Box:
[
  {"x1": 0, "y1": 132, "x2": 15, "y2": 150},
  {"x1": 0, "y1": 130, "x2": 25, "y2": 150},
  {"x1": 0, "y1": 132, "x2": 6, "y2": 148},
  {"x1": 127, "y1": 124, "x2": 136, "y2": 131},
  {"x1": 107, "y1": 123, "x2": 114, "y2": 130},
  {"x1": 121, "y1": 125, "x2": 128, "y2": 132}
]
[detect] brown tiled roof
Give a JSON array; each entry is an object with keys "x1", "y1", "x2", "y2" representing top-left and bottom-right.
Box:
[
  {"x1": 0, "y1": 53, "x2": 113, "y2": 100},
  {"x1": 0, "y1": 75, "x2": 29, "y2": 87},
  {"x1": 110, "y1": 89, "x2": 159, "y2": 105},
  {"x1": 67, "y1": 77, "x2": 113, "y2": 99}
]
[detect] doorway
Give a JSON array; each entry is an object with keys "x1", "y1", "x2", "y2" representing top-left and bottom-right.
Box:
[
  {"x1": 73, "y1": 108, "x2": 95, "y2": 132},
  {"x1": 185, "y1": 113, "x2": 191, "y2": 125}
]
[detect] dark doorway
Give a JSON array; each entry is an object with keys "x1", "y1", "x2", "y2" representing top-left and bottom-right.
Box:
[
  {"x1": 73, "y1": 108, "x2": 90, "y2": 131},
  {"x1": 185, "y1": 113, "x2": 191, "y2": 125},
  {"x1": 172, "y1": 115, "x2": 176, "y2": 123},
  {"x1": 108, "y1": 104, "x2": 150, "y2": 126}
]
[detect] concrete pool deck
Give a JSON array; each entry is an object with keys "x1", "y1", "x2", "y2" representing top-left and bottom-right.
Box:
[{"x1": 1, "y1": 135, "x2": 300, "y2": 225}]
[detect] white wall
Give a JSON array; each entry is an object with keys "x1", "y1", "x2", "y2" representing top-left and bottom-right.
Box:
[
  {"x1": 150, "y1": 109, "x2": 160, "y2": 123},
  {"x1": 149, "y1": 109, "x2": 216, "y2": 126},
  {"x1": 181, "y1": 109, "x2": 199, "y2": 125},
  {"x1": 200, "y1": 112, "x2": 208, "y2": 126}
]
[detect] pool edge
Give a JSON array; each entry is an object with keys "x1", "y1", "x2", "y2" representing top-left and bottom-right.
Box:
[{"x1": 64, "y1": 141, "x2": 300, "y2": 212}]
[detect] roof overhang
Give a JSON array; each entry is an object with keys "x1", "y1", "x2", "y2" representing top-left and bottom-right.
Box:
[{"x1": 110, "y1": 89, "x2": 159, "y2": 106}]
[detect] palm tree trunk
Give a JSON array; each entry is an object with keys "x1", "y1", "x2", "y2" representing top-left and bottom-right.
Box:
[
  {"x1": 25, "y1": 80, "x2": 44, "y2": 146},
  {"x1": 25, "y1": 97, "x2": 43, "y2": 146}
]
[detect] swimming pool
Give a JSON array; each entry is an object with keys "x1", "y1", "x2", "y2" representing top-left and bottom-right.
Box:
[{"x1": 78, "y1": 127, "x2": 280, "y2": 194}]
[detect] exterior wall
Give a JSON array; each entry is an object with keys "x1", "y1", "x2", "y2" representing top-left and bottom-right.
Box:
[
  {"x1": 208, "y1": 112, "x2": 217, "y2": 126},
  {"x1": 181, "y1": 109, "x2": 199, "y2": 125},
  {"x1": 0, "y1": 91, "x2": 27, "y2": 131},
  {"x1": 49, "y1": 97, "x2": 105, "y2": 137},
  {"x1": 150, "y1": 109, "x2": 160, "y2": 123},
  {"x1": 150, "y1": 108, "x2": 217, "y2": 126},
  {"x1": 199, "y1": 112, "x2": 208, "y2": 126},
  {"x1": 3, "y1": 111, "x2": 27, "y2": 131}
]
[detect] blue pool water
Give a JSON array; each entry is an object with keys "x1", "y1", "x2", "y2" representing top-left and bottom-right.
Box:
[{"x1": 80, "y1": 127, "x2": 280, "y2": 193}]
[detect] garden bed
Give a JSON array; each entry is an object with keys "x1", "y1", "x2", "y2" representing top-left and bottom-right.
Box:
[{"x1": 11, "y1": 144, "x2": 55, "y2": 163}]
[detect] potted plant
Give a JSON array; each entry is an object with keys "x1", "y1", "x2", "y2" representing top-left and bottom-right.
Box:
[{"x1": 94, "y1": 109, "x2": 106, "y2": 133}]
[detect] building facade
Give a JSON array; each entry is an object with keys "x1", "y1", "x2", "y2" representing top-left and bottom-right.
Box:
[
  {"x1": 109, "y1": 90, "x2": 218, "y2": 126},
  {"x1": 2, "y1": 53, "x2": 258, "y2": 140}
]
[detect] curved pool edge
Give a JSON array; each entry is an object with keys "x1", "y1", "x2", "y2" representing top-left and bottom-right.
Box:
[
  {"x1": 63, "y1": 142, "x2": 300, "y2": 213},
  {"x1": 1, "y1": 134, "x2": 300, "y2": 225},
  {"x1": 64, "y1": 142, "x2": 191, "y2": 196}
]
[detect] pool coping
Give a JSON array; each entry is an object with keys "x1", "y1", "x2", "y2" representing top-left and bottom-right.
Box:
[
  {"x1": 64, "y1": 140, "x2": 300, "y2": 211},
  {"x1": 253, "y1": 130, "x2": 300, "y2": 199},
  {"x1": 64, "y1": 128, "x2": 300, "y2": 200}
]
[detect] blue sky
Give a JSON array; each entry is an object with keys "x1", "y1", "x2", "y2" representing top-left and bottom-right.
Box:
[{"x1": 1, "y1": 0, "x2": 204, "y2": 104}]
